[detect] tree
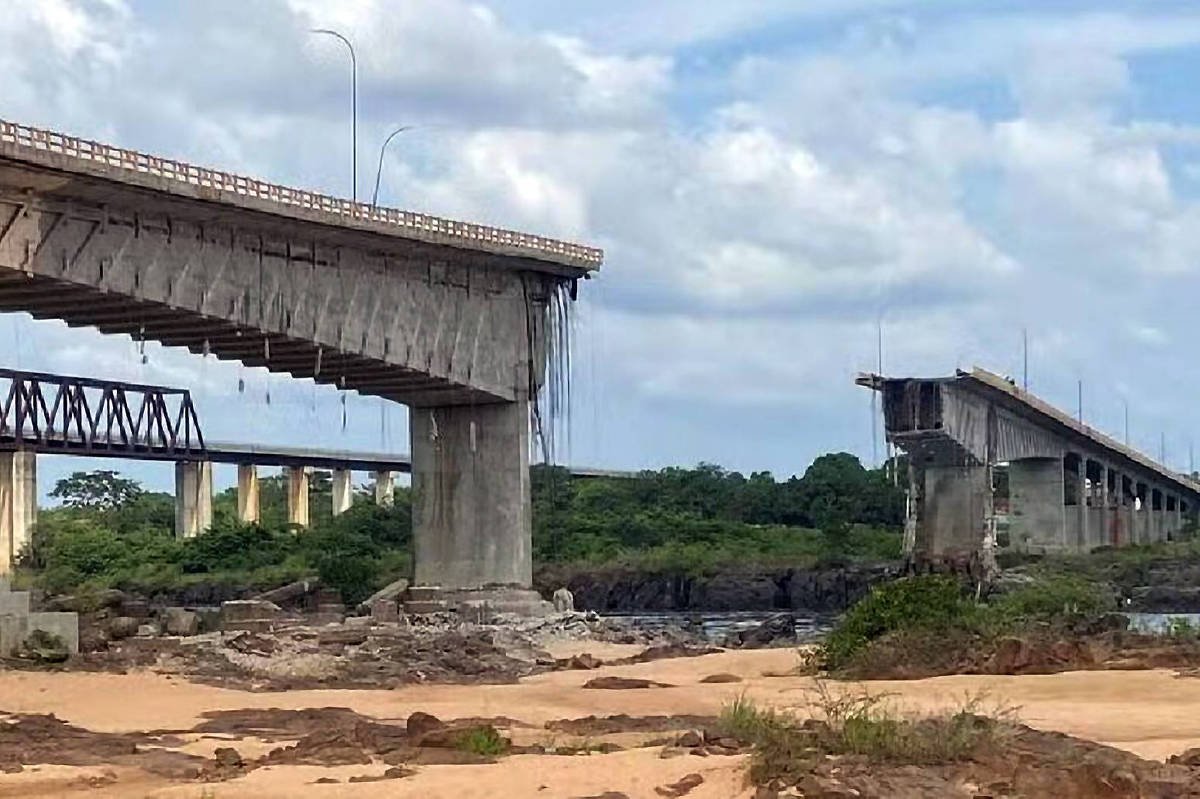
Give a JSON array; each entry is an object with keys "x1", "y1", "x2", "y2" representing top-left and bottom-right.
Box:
[{"x1": 50, "y1": 470, "x2": 144, "y2": 511}]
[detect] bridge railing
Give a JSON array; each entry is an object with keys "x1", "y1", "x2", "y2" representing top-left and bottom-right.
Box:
[
  {"x1": 0, "y1": 368, "x2": 204, "y2": 456},
  {"x1": 0, "y1": 118, "x2": 602, "y2": 268}
]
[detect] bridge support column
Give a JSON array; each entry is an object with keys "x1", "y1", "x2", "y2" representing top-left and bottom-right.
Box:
[
  {"x1": 373, "y1": 470, "x2": 394, "y2": 507},
  {"x1": 332, "y1": 469, "x2": 352, "y2": 516},
  {"x1": 286, "y1": 466, "x2": 310, "y2": 528},
  {"x1": 1008, "y1": 457, "x2": 1067, "y2": 552},
  {"x1": 237, "y1": 465, "x2": 260, "y2": 524},
  {"x1": 917, "y1": 465, "x2": 988, "y2": 560},
  {"x1": 0, "y1": 451, "x2": 36, "y2": 574},
  {"x1": 411, "y1": 401, "x2": 533, "y2": 591},
  {"x1": 174, "y1": 460, "x2": 212, "y2": 539},
  {"x1": 1096, "y1": 464, "x2": 1109, "y2": 551}
]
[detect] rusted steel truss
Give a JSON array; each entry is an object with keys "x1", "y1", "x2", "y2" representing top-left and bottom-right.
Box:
[{"x1": 0, "y1": 368, "x2": 204, "y2": 456}]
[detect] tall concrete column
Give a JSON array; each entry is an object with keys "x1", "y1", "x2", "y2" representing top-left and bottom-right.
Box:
[
  {"x1": 1008, "y1": 457, "x2": 1067, "y2": 552},
  {"x1": 236, "y1": 464, "x2": 260, "y2": 524},
  {"x1": 411, "y1": 401, "x2": 532, "y2": 589},
  {"x1": 374, "y1": 470, "x2": 395, "y2": 507},
  {"x1": 1124, "y1": 476, "x2": 1135, "y2": 547},
  {"x1": 332, "y1": 468, "x2": 353, "y2": 516},
  {"x1": 1097, "y1": 464, "x2": 1109, "y2": 551},
  {"x1": 0, "y1": 450, "x2": 36, "y2": 573},
  {"x1": 174, "y1": 460, "x2": 212, "y2": 539},
  {"x1": 286, "y1": 466, "x2": 310, "y2": 528},
  {"x1": 1074, "y1": 457, "x2": 1086, "y2": 551},
  {"x1": 917, "y1": 465, "x2": 987, "y2": 559}
]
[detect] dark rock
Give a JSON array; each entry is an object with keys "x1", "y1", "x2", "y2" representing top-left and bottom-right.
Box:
[
  {"x1": 19, "y1": 630, "x2": 70, "y2": 663},
  {"x1": 655, "y1": 772, "x2": 704, "y2": 797},
  {"x1": 674, "y1": 730, "x2": 703, "y2": 748},
  {"x1": 162, "y1": 608, "x2": 199, "y2": 637},
  {"x1": 583, "y1": 676, "x2": 674, "y2": 690},
  {"x1": 725, "y1": 613, "x2": 796, "y2": 649},
  {"x1": 213, "y1": 747, "x2": 242, "y2": 768},
  {"x1": 318, "y1": 628, "x2": 368, "y2": 646},
  {"x1": 406, "y1": 711, "x2": 444, "y2": 738},
  {"x1": 699, "y1": 673, "x2": 742, "y2": 684},
  {"x1": 558, "y1": 653, "x2": 603, "y2": 670},
  {"x1": 106, "y1": 617, "x2": 140, "y2": 640}
]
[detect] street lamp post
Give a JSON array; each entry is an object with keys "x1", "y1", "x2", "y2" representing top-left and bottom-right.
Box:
[
  {"x1": 372, "y1": 125, "x2": 413, "y2": 208},
  {"x1": 311, "y1": 28, "x2": 357, "y2": 204}
]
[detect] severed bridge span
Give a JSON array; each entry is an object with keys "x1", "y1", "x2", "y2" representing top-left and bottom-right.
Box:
[
  {"x1": 0, "y1": 118, "x2": 603, "y2": 608},
  {"x1": 860, "y1": 367, "x2": 1200, "y2": 567}
]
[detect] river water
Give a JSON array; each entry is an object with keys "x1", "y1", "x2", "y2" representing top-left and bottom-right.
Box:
[
  {"x1": 605, "y1": 611, "x2": 1197, "y2": 643},
  {"x1": 603, "y1": 611, "x2": 835, "y2": 644}
]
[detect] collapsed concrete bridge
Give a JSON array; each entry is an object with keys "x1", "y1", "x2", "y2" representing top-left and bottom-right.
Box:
[
  {"x1": 858, "y1": 368, "x2": 1200, "y2": 562},
  {"x1": 0, "y1": 119, "x2": 601, "y2": 608}
]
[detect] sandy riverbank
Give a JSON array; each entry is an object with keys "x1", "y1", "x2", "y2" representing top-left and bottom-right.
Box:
[{"x1": 3, "y1": 643, "x2": 1200, "y2": 798}]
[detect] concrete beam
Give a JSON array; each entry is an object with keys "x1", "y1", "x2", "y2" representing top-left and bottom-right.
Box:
[
  {"x1": 286, "y1": 466, "x2": 310, "y2": 528},
  {"x1": 332, "y1": 468, "x2": 353, "y2": 516},
  {"x1": 374, "y1": 470, "x2": 395, "y2": 507},
  {"x1": 917, "y1": 465, "x2": 988, "y2": 559},
  {"x1": 0, "y1": 451, "x2": 35, "y2": 574},
  {"x1": 174, "y1": 460, "x2": 212, "y2": 538},
  {"x1": 236, "y1": 464, "x2": 259, "y2": 524}
]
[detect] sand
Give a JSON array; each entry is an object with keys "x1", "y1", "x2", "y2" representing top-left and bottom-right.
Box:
[{"x1": 3, "y1": 647, "x2": 1200, "y2": 797}]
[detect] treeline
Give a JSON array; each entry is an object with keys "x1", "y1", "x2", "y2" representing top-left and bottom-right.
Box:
[
  {"x1": 21, "y1": 452, "x2": 905, "y2": 600},
  {"x1": 532, "y1": 453, "x2": 905, "y2": 569}
]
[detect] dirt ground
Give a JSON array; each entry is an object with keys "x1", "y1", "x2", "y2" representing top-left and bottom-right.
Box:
[{"x1": 4, "y1": 641, "x2": 1200, "y2": 797}]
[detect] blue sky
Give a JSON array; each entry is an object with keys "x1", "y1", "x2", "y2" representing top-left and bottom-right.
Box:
[{"x1": 6, "y1": 0, "x2": 1200, "y2": 496}]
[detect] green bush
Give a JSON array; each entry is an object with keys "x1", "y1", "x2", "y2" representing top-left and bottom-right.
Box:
[
  {"x1": 990, "y1": 575, "x2": 1114, "y2": 621},
  {"x1": 822, "y1": 575, "x2": 977, "y2": 670},
  {"x1": 297, "y1": 526, "x2": 381, "y2": 606},
  {"x1": 177, "y1": 520, "x2": 298, "y2": 574}
]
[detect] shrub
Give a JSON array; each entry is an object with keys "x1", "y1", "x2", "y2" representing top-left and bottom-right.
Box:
[
  {"x1": 455, "y1": 725, "x2": 509, "y2": 757},
  {"x1": 297, "y1": 526, "x2": 381, "y2": 606},
  {"x1": 991, "y1": 574, "x2": 1114, "y2": 621},
  {"x1": 821, "y1": 575, "x2": 976, "y2": 670}
]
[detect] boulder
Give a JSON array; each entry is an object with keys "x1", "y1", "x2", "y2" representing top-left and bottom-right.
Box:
[
  {"x1": 137, "y1": 623, "x2": 160, "y2": 637},
  {"x1": 370, "y1": 599, "x2": 400, "y2": 622},
  {"x1": 583, "y1": 676, "x2": 674, "y2": 690},
  {"x1": 406, "y1": 711, "x2": 444, "y2": 739},
  {"x1": 106, "y1": 616, "x2": 140, "y2": 640},
  {"x1": 725, "y1": 613, "x2": 796, "y2": 649},
  {"x1": 221, "y1": 599, "x2": 282, "y2": 625},
  {"x1": 357, "y1": 578, "x2": 410, "y2": 614},
  {"x1": 654, "y1": 773, "x2": 704, "y2": 797},
  {"x1": 163, "y1": 608, "x2": 200, "y2": 637},
  {"x1": 988, "y1": 637, "x2": 1034, "y2": 674},
  {"x1": 553, "y1": 587, "x2": 575, "y2": 613},
  {"x1": 19, "y1": 629, "x2": 70, "y2": 663},
  {"x1": 699, "y1": 673, "x2": 742, "y2": 684}
]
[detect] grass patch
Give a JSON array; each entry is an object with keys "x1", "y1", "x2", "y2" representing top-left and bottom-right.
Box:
[
  {"x1": 720, "y1": 688, "x2": 1010, "y2": 786},
  {"x1": 455, "y1": 726, "x2": 509, "y2": 757}
]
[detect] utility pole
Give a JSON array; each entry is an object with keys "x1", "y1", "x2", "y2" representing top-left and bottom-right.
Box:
[
  {"x1": 1022, "y1": 327, "x2": 1028, "y2": 391},
  {"x1": 311, "y1": 29, "x2": 358, "y2": 203}
]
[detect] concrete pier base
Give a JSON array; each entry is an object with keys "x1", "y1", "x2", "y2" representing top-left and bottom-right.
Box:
[
  {"x1": 332, "y1": 469, "x2": 352, "y2": 516},
  {"x1": 286, "y1": 466, "x2": 310, "y2": 528},
  {"x1": 174, "y1": 460, "x2": 212, "y2": 539},
  {"x1": 411, "y1": 401, "x2": 532, "y2": 591},
  {"x1": 0, "y1": 450, "x2": 35, "y2": 573},
  {"x1": 237, "y1": 464, "x2": 259, "y2": 524}
]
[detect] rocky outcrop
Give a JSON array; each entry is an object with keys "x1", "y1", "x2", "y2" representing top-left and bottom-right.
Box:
[{"x1": 537, "y1": 563, "x2": 899, "y2": 613}]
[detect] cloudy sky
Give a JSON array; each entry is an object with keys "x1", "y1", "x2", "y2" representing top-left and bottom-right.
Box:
[{"x1": 4, "y1": 0, "x2": 1200, "y2": 494}]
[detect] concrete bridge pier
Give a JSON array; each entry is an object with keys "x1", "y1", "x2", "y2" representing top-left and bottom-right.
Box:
[
  {"x1": 174, "y1": 460, "x2": 212, "y2": 538},
  {"x1": 917, "y1": 465, "x2": 988, "y2": 559},
  {"x1": 409, "y1": 401, "x2": 548, "y2": 616},
  {"x1": 1008, "y1": 457, "x2": 1067, "y2": 552},
  {"x1": 374, "y1": 471, "x2": 395, "y2": 507},
  {"x1": 286, "y1": 466, "x2": 310, "y2": 528},
  {"x1": 0, "y1": 450, "x2": 36, "y2": 573},
  {"x1": 237, "y1": 464, "x2": 260, "y2": 524},
  {"x1": 332, "y1": 469, "x2": 353, "y2": 517}
]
